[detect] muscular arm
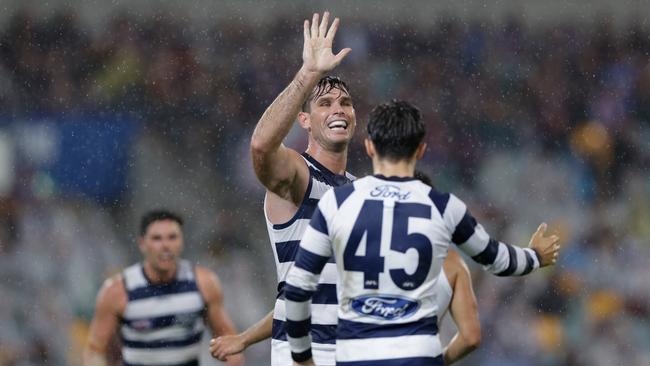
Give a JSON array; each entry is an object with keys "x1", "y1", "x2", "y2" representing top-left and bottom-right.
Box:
[
  {"x1": 210, "y1": 310, "x2": 273, "y2": 361},
  {"x1": 196, "y1": 266, "x2": 243, "y2": 366},
  {"x1": 442, "y1": 252, "x2": 481, "y2": 365},
  {"x1": 83, "y1": 276, "x2": 126, "y2": 366},
  {"x1": 250, "y1": 12, "x2": 350, "y2": 203}
]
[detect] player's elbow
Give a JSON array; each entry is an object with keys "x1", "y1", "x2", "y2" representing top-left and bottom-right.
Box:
[
  {"x1": 250, "y1": 133, "x2": 273, "y2": 158},
  {"x1": 463, "y1": 327, "x2": 481, "y2": 350}
]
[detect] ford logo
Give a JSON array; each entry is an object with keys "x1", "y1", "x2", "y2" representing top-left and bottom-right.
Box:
[
  {"x1": 351, "y1": 295, "x2": 419, "y2": 320},
  {"x1": 370, "y1": 185, "x2": 411, "y2": 200}
]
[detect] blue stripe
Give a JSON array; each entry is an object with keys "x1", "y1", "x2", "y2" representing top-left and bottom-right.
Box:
[
  {"x1": 124, "y1": 360, "x2": 199, "y2": 366},
  {"x1": 275, "y1": 240, "x2": 335, "y2": 264},
  {"x1": 310, "y1": 207, "x2": 329, "y2": 235},
  {"x1": 122, "y1": 331, "x2": 202, "y2": 349},
  {"x1": 272, "y1": 198, "x2": 319, "y2": 230},
  {"x1": 497, "y1": 243, "x2": 518, "y2": 276},
  {"x1": 292, "y1": 349, "x2": 313, "y2": 363},
  {"x1": 337, "y1": 316, "x2": 438, "y2": 340},
  {"x1": 284, "y1": 283, "x2": 315, "y2": 302},
  {"x1": 472, "y1": 238, "x2": 500, "y2": 265},
  {"x1": 277, "y1": 282, "x2": 338, "y2": 304},
  {"x1": 428, "y1": 189, "x2": 450, "y2": 218},
  {"x1": 337, "y1": 356, "x2": 443, "y2": 366},
  {"x1": 451, "y1": 211, "x2": 477, "y2": 245},
  {"x1": 286, "y1": 317, "x2": 311, "y2": 338},
  {"x1": 295, "y1": 248, "x2": 330, "y2": 274},
  {"x1": 126, "y1": 280, "x2": 198, "y2": 301},
  {"x1": 122, "y1": 310, "x2": 204, "y2": 330},
  {"x1": 272, "y1": 319, "x2": 336, "y2": 344},
  {"x1": 334, "y1": 183, "x2": 355, "y2": 208}
]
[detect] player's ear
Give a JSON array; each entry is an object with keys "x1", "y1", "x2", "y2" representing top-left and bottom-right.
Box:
[
  {"x1": 364, "y1": 138, "x2": 375, "y2": 158},
  {"x1": 297, "y1": 111, "x2": 311, "y2": 131},
  {"x1": 415, "y1": 142, "x2": 427, "y2": 160},
  {"x1": 137, "y1": 236, "x2": 146, "y2": 255}
]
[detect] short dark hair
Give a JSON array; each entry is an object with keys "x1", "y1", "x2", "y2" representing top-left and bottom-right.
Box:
[
  {"x1": 414, "y1": 169, "x2": 433, "y2": 187},
  {"x1": 302, "y1": 76, "x2": 351, "y2": 112},
  {"x1": 367, "y1": 100, "x2": 425, "y2": 161},
  {"x1": 140, "y1": 209, "x2": 183, "y2": 236}
]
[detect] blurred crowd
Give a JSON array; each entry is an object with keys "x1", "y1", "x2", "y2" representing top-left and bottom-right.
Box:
[{"x1": 0, "y1": 7, "x2": 648, "y2": 366}]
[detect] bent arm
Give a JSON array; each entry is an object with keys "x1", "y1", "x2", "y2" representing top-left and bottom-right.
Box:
[
  {"x1": 443, "y1": 257, "x2": 481, "y2": 364},
  {"x1": 210, "y1": 309, "x2": 273, "y2": 361},
  {"x1": 83, "y1": 278, "x2": 124, "y2": 366}
]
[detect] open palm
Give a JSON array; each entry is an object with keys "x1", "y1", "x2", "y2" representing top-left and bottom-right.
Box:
[{"x1": 302, "y1": 12, "x2": 351, "y2": 74}]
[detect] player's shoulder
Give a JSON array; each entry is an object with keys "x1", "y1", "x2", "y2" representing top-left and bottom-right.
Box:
[{"x1": 96, "y1": 273, "x2": 127, "y2": 311}]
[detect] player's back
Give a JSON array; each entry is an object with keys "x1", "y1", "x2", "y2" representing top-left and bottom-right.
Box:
[{"x1": 327, "y1": 174, "x2": 450, "y2": 365}]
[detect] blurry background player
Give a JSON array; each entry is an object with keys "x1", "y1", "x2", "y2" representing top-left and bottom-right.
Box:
[
  {"x1": 83, "y1": 210, "x2": 243, "y2": 366},
  {"x1": 210, "y1": 12, "x2": 354, "y2": 366},
  {"x1": 284, "y1": 100, "x2": 561, "y2": 366},
  {"x1": 415, "y1": 170, "x2": 481, "y2": 365}
]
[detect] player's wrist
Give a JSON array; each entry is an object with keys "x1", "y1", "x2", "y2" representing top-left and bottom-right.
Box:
[{"x1": 297, "y1": 65, "x2": 325, "y2": 81}]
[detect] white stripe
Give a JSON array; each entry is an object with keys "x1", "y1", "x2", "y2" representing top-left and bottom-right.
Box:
[
  {"x1": 274, "y1": 299, "x2": 338, "y2": 325},
  {"x1": 336, "y1": 334, "x2": 442, "y2": 361},
  {"x1": 277, "y1": 262, "x2": 338, "y2": 284},
  {"x1": 514, "y1": 245, "x2": 527, "y2": 275},
  {"x1": 287, "y1": 334, "x2": 312, "y2": 353},
  {"x1": 484, "y1": 243, "x2": 509, "y2": 273},
  {"x1": 269, "y1": 219, "x2": 311, "y2": 242},
  {"x1": 123, "y1": 264, "x2": 147, "y2": 290},
  {"x1": 443, "y1": 194, "x2": 467, "y2": 234},
  {"x1": 287, "y1": 266, "x2": 322, "y2": 292},
  {"x1": 300, "y1": 227, "x2": 333, "y2": 258},
  {"x1": 176, "y1": 260, "x2": 194, "y2": 281},
  {"x1": 124, "y1": 292, "x2": 204, "y2": 319},
  {"x1": 523, "y1": 248, "x2": 540, "y2": 269},
  {"x1": 460, "y1": 223, "x2": 490, "y2": 256},
  {"x1": 309, "y1": 180, "x2": 334, "y2": 199},
  {"x1": 272, "y1": 339, "x2": 336, "y2": 366},
  {"x1": 285, "y1": 299, "x2": 311, "y2": 321},
  {"x1": 122, "y1": 344, "x2": 201, "y2": 365},
  {"x1": 120, "y1": 320, "x2": 204, "y2": 342}
]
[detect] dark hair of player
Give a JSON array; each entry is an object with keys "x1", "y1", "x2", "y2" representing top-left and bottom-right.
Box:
[
  {"x1": 140, "y1": 210, "x2": 184, "y2": 236},
  {"x1": 301, "y1": 76, "x2": 351, "y2": 112},
  {"x1": 367, "y1": 100, "x2": 425, "y2": 161}
]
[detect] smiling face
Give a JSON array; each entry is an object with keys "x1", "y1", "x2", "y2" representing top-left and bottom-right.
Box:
[
  {"x1": 138, "y1": 219, "x2": 184, "y2": 277},
  {"x1": 299, "y1": 83, "x2": 356, "y2": 153}
]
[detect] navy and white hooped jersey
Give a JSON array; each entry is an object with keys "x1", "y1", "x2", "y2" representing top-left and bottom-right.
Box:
[
  {"x1": 265, "y1": 153, "x2": 354, "y2": 357},
  {"x1": 285, "y1": 175, "x2": 541, "y2": 365},
  {"x1": 120, "y1": 260, "x2": 205, "y2": 366},
  {"x1": 434, "y1": 269, "x2": 453, "y2": 322}
]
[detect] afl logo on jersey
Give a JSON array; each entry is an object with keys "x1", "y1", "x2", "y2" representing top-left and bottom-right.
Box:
[{"x1": 351, "y1": 295, "x2": 419, "y2": 320}]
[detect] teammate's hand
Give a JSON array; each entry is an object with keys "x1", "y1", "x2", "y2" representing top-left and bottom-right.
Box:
[
  {"x1": 302, "y1": 12, "x2": 351, "y2": 74},
  {"x1": 528, "y1": 223, "x2": 561, "y2": 267},
  {"x1": 209, "y1": 335, "x2": 245, "y2": 361},
  {"x1": 225, "y1": 353, "x2": 244, "y2": 366}
]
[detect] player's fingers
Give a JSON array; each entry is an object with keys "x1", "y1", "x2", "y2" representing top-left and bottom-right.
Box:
[
  {"x1": 334, "y1": 47, "x2": 352, "y2": 65},
  {"x1": 311, "y1": 13, "x2": 319, "y2": 37},
  {"x1": 549, "y1": 235, "x2": 560, "y2": 243},
  {"x1": 319, "y1": 11, "x2": 330, "y2": 37},
  {"x1": 326, "y1": 17, "x2": 340, "y2": 42},
  {"x1": 304, "y1": 19, "x2": 310, "y2": 42},
  {"x1": 536, "y1": 222, "x2": 547, "y2": 236}
]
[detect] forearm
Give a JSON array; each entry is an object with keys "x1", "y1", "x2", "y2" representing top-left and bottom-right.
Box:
[
  {"x1": 251, "y1": 67, "x2": 322, "y2": 152},
  {"x1": 82, "y1": 347, "x2": 108, "y2": 366},
  {"x1": 240, "y1": 310, "x2": 274, "y2": 347},
  {"x1": 443, "y1": 333, "x2": 478, "y2": 365}
]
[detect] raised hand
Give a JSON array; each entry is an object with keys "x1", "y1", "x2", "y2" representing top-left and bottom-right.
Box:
[
  {"x1": 302, "y1": 12, "x2": 351, "y2": 74},
  {"x1": 528, "y1": 223, "x2": 561, "y2": 267}
]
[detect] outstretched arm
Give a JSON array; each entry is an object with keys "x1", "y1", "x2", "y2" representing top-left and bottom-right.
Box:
[
  {"x1": 250, "y1": 12, "x2": 351, "y2": 201},
  {"x1": 443, "y1": 253, "x2": 481, "y2": 365},
  {"x1": 210, "y1": 310, "x2": 273, "y2": 361},
  {"x1": 443, "y1": 194, "x2": 560, "y2": 275}
]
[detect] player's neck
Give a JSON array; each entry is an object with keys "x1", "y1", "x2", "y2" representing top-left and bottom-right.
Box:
[
  {"x1": 306, "y1": 145, "x2": 348, "y2": 175},
  {"x1": 372, "y1": 158, "x2": 416, "y2": 178},
  {"x1": 143, "y1": 261, "x2": 177, "y2": 284}
]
